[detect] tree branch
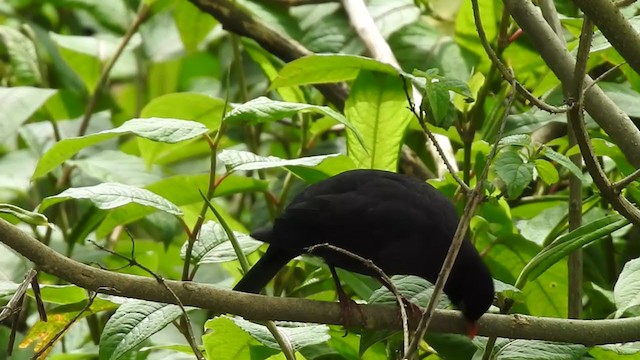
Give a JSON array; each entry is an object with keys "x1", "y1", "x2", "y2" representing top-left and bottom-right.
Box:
[
  {"x1": 3, "y1": 220, "x2": 640, "y2": 345},
  {"x1": 573, "y1": 0, "x2": 640, "y2": 76},
  {"x1": 503, "y1": 0, "x2": 640, "y2": 169},
  {"x1": 187, "y1": 0, "x2": 348, "y2": 108}
]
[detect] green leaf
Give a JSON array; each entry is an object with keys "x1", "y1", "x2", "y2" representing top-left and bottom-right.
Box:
[
  {"x1": 534, "y1": 159, "x2": 559, "y2": 185},
  {"x1": 0, "y1": 87, "x2": 57, "y2": 142},
  {"x1": 361, "y1": 275, "x2": 451, "y2": 356},
  {"x1": 0, "y1": 25, "x2": 41, "y2": 85},
  {"x1": 140, "y1": 93, "x2": 225, "y2": 128},
  {"x1": 218, "y1": 149, "x2": 340, "y2": 172},
  {"x1": 231, "y1": 317, "x2": 330, "y2": 351},
  {"x1": 476, "y1": 338, "x2": 586, "y2": 359},
  {"x1": 0, "y1": 203, "x2": 50, "y2": 226},
  {"x1": 99, "y1": 301, "x2": 182, "y2": 360},
  {"x1": 40, "y1": 183, "x2": 183, "y2": 216},
  {"x1": 543, "y1": 148, "x2": 588, "y2": 182},
  {"x1": 32, "y1": 118, "x2": 208, "y2": 179},
  {"x1": 494, "y1": 151, "x2": 534, "y2": 199},
  {"x1": 499, "y1": 134, "x2": 532, "y2": 147},
  {"x1": 225, "y1": 96, "x2": 359, "y2": 136},
  {"x1": 590, "y1": 343, "x2": 640, "y2": 359},
  {"x1": 516, "y1": 215, "x2": 629, "y2": 289},
  {"x1": 202, "y1": 317, "x2": 277, "y2": 360},
  {"x1": 27, "y1": 284, "x2": 89, "y2": 305},
  {"x1": 95, "y1": 174, "x2": 264, "y2": 238},
  {"x1": 68, "y1": 150, "x2": 162, "y2": 186},
  {"x1": 614, "y1": 257, "x2": 640, "y2": 317},
  {"x1": 52, "y1": 0, "x2": 130, "y2": 33},
  {"x1": 345, "y1": 71, "x2": 413, "y2": 171},
  {"x1": 271, "y1": 54, "x2": 399, "y2": 88},
  {"x1": 368, "y1": 275, "x2": 450, "y2": 308},
  {"x1": 180, "y1": 221, "x2": 262, "y2": 264},
  {"x1": 173, "y1": 0, "x2": 217, "y2": 53}
]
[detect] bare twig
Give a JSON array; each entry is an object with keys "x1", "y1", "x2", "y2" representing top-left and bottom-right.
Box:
[
  {"x1": 307, "y1": 243, "x2": 410, "y2": 357},
  {"x1": 584, "y1": 62, "x2": 627, "y2": 92},
  {"x1": 613, "y1": 168, "x2": 640, "y2": 192},
  {"x1": 199, "y1": 191, "x2": 296, "y2": 360},
  {"x1": 504, "y1": 0, "x2": 640, "y2": 168},
  {"x1": 405, "y1": 78, "x2": 517, "y2": 359},
  {"x1": 401, "y1": 78, "x2": 471, "y2": 193},
  {"x1": 89, "y1": 236, "x2": 205, "y2": 360},
  {"x1": 1, "y1": 269, "x2": 39, "y2": 356},
  {"x1": 472, "y1": 0, "x2": 569, "y2": 114},
  {"x1": 32, "y1": 292, "x2": 99, "y2": 359}
]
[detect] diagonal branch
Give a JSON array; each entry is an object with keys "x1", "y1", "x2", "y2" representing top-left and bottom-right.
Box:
[{"x1": 503, "y1": 0, "x2": 640, "y2": 169}]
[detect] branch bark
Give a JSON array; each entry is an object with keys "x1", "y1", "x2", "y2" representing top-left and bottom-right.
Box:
[
  {"x1": 2, "y1": 219, "x2": 640, "y2": 345},
  {"x1": 573, "y1": 0, "x2": 640, "y2": 76},
  {"x1": 503, "y1": 0, "x2": 640, "y2": 169}
]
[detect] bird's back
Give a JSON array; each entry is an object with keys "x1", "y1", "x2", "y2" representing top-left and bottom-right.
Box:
[{"x1": 256, "y1": 170, "x2": 462, "y2": 278}]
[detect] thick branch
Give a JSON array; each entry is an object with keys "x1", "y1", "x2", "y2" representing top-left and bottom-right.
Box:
[
  {"x1": 573, "y1": 0, "x2": 640, "y2": 76},
  {"x1": 188, "y1": 0, "x2": 347, "y2": 108},
  {"x1": 2, "y1": 219, "x2": 640, "y2": 345},
  {"x1": 503, "y1": 0, "x2": 640, "y2": 168}
]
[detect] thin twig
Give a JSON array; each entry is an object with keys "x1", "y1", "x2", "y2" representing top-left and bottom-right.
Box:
[
  {"x1": 89, "y1": 236, "x2": 205, "y2": 360},
  {"x1": 401, "y1": 78, "x2": 471, "y2": 193},
  {"x1": 405, "y1": 78, "x2": 517, "y2": 359},
  {"x1": 307, "y1": 243, "x2": 410, "y2": 357},
  {"x1": 584, "y1": 62, "x2": 627, "y2": 93},
  {"x1": 57, "y1": 4, "x2": 150, "y2": 188},
  {"x1": 32, "y1": 291, "x2": 99, "y2": 359},
  {"x1": 613, "y1": 168, "x2": 640, "y2": 192},
  {"x1": 471, "y1": 0, "x2": 569, "y2": 114},
  {"x1": 199, "y1": 191, "x2": 297, "y2": 360}
]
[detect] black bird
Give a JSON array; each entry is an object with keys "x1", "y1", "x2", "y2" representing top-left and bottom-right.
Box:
[{"x1": 234, "y1": 169, "x2": 494, "y2": 334}]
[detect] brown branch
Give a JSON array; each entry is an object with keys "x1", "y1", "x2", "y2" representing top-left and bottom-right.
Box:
[
  {"x1": 503, "y1": 0, "x2": 640, "y2": 169},
  {"x1": 573, "y1": 0, "x2": 640, "y2": 76},
  {"x1": 187, "y1": 0, "x2": 348, "y2": 108},
  {"x1": 4, "y1": 219, "x2": 640, "y2": 344}
]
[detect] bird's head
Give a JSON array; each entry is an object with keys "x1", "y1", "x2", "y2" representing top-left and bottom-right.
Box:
[{"x1": 445, "y1": 255, "x2": 495, "y2": 338}]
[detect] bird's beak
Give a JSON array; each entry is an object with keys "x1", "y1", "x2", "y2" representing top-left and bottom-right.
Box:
[{"x1": 465, "y1": 321, "x2": 479, "y2": 339}]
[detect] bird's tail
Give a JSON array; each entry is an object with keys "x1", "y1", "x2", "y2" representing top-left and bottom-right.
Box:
[{"x1": 233, "y1": 245, "x2": 293, "y2": 293}]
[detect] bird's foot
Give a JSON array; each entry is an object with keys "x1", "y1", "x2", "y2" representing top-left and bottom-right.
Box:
[{"x1": 337, "y1": 292, "x2": 365, "y2": 336}]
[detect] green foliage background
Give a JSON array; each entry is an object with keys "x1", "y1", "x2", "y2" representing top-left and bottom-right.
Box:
[{"x1": 1, "y1": 0, "x2": 640, "y2": 359}]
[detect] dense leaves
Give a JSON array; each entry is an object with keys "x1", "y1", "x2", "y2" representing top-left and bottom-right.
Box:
[{"x1": 1, "y1": 0, "x2": 639, "y2": 359}]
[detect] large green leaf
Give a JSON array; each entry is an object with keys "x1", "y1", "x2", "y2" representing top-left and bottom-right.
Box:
[
  {"x1": 231, "y1": 317, "x2": 330, "y2": 351},
  {"x1": 95, "y1": 174, "x2": 264, "y2": 238},
  {"x1": 475, "y1": 338, "x2": 586, "y2": 359},
  {"x1": 40, "y1": 182, "x2": 183, "y2": 216},
  {"x1": 0, "y1": 26, "x2": 41, "y2": 85},
  {"x1": 202, "y1": 317, "x2": 277, "y2": 360},
  {"x1": 0, "y1": 87, "x2": 57, "y2": 142},
  {"x1": 218, "y1": 149, "x2": 340, "y2": 172},
  {"x1": 345, "y1": 71, "x2": 413, "y2": 171},
  {"x1": 99, "y1": 301, "x2": 182, "y2": 360},
  {"x1": 180, "y1": 221, "x2": 262, "y2": 265},
  {"x1": 224, "y1": 96, "x2": 360, "y2": 137},
  {"x1": 516, "y1": 215, "x2": 630, "y2": 289},
  {"x1": 173, "y1": 0, "x2": 217, "y2": 53},
  {"x1": 32, "y1": 118, "x2": 208, "y2": 179},
  {"x1": 494, "y1": 151, "x2": 534, "y2": 199},
  {"x1": 271, "y1": 54, "x2": 398, "y2": 88},
  {"x1": 140, "y1": 92, "x2": 225, "y2": 129},
  {"x1": 614, "y1": 257, "x2": 640, "y2": 317}
]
